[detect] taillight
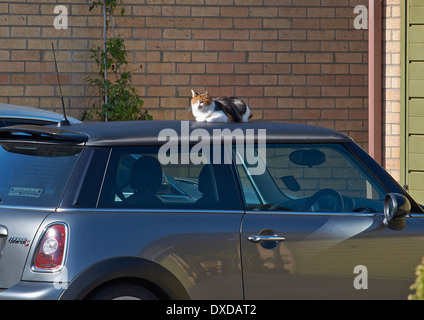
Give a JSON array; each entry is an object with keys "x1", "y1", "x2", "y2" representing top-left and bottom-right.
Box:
[{"x1": 32, "y1": 223, "x2": 68, "y2": 272}]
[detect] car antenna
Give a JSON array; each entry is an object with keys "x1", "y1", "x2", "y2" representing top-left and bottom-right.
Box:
[{"x1": 51, "y1": 42, "x2": 70, "y2": 127}]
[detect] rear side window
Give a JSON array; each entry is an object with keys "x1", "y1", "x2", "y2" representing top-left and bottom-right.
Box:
[
  {"x1": 0, "y1": 142, "x2": 82, "y2": 208},
  {"x1": 97, "y1": 145, "x2": 242, "y2": 211}
]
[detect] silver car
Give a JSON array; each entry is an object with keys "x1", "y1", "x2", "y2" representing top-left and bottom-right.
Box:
[
  {"x1": 0, "y1": 120, "x2": 422, "y2": 300},
  {"x1": 0, "y1": 103, "x2": 81, "y2": 127}
]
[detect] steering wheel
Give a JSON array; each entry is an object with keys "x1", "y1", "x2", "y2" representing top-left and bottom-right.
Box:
[{"x1": 302, "y1": 188, "x2": 344, "y2": 212}]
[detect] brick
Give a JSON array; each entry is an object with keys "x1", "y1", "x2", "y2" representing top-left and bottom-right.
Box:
[
  {"x1": 306, "y1": 53, "x2": 334, "y2": 63},
  {"x1": 0, "y1": 86, "x2": 24, "y2": 97},
  {"x1": 264, "y1": 64, "x2": 291, "y2": 74},
  {"x1": 234, "y1": 41, "x2": 261, "y2": 51},
  {"x1": 148, "y1": 63, "x2": 175, "y2": 74},
  {"x1": 322, "y1": 86, "x2": 350, "y2": 97},
  {"x1": 135, "y1": 52, "x2": 161, "y2": 62},
  {"x1": 163, "y1": 29, "x2": 191, "y2": 39},
  {"x1": 192, "y1": 6, "x2": 220, "y2": 17},
  {"x1": 177, "y1": 63, "x2": 205, "y2": 74},
  {"x1": 293, "y1": 86, "x2": 321, "y2": 97},
  {"x1": 221, "y1": 30, "x2": 249, "y2": 40},
  {"x1": 175, "y1": 18, "x2": 203, "y2": 29},
  {"x1": 163, "y1": 52, "x2": 191, "y2": 62},
  {"x1": 278, "y1": 98, "x2": 307, "y2": 108},
  {"x1": 0, "y1": 62, "x2": 24, "y2": 73},
  {"x1": 221, "y1": 7, "x2": 249, "y2": 17},
  {"x1": 132, "y1": 75, "x2": 161, "y2": 86},
  {"x1": 249, "y1": 97, "x2": 277, "y2": 108},
  {"x1": 9, "y1": 4, "x2": 39, "y2": 15},
  {"x1": 204, "y1": 18, "x2": 232, "y2": 29},
  {"x1": 250, "y1": 7, "x2": 278, "y2": 17},
  {"x1": 192, "y1": 29, "x2": 220, "y2": 39},
  {"x1": 220, "y1": 52, "x2": 247, "y2": 63},
  {"x1": 191, "y1": 75, "x2": 219, "y2": 86},
  {"x1": 265, "y1": 86, "x2": 292, "y2": 97},
  {"x1": 147, "y1": 86, "x2": 176, "y2": 96},
  {"x1": 0, "y1": 39, "x2": 26, "y2": 50},
  {"x1": 206, "y1": 63, "x2": 234, "y2": 74},
  {"x1": 146, "y1": 17, "x2": 174, "y2": 28},
  {"x1": 278, "y1": 75, "x2": 306, "y2": 85},
  {"x1": 25, "y1": 86, "x2": 54, "y2": 97},
  {"x1": 192, "y1": 52, "x2": 218, "y2": 62},
  {"x1": 235, "y1": 86, "x2": 263, "y2": 97},
  {"x1": 233, "y1": 18, "x2": 262, "y2": 29},
  {"x1": 248, "y1": 53, "x2": 275, "y2": 63},
  {"x1": 292, "y1": 64, "x2": 321, "y2": 74},
  {"x1": 307, "y1": 98, "x2": 335, "y2": 108},
  {"x1": 234, "y1": 64, "x2": 263, "y2": 74},
  {"x1": 293, "y1": 109, "x2": 321, "y2": 120},
  {"x1": 11, "y1": 27, "x2": 40, "y2": 38},
  {"x1": 0, "y1": 74, "x2": 10, "y2": 84},
  {"x1": 250, "y1": 75, "x2": 278, "y2": 85},
  {"x1": 307, "y1": 75, "x2": 335, "y2": 85},
  {"x1": 176, "y1": 40, "x2": 204, "y2": 51},
  {"x1": 160, "y1": 97, "x2": 190, "y2": 108},
  {"x1": 162, "y1": 75, "x2": 190, "y2": 85},
  {"x1": 263, "y1": 41, "x2": 291, "y2": 51},
  {"x1": 220, "y1": 75, "x2": 249, "y2": 85},
  {"x1": 263, "y1": 109, "x2": 292, "y2": 121},
  {"x1": 41, "y1": 74, "x2": 71, "y2": 85},
  {"x1": 11, "y1": 50, "x2": 40, "y2": 61},
  {"x1": 307, "y1": 7, "x2": 335, "y2": 18},
  {"x1": 206, "y1": 41, "x2": 234, "y2": 51}
]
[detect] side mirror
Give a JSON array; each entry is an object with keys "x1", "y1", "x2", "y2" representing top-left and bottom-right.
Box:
[{"x1": 384, "y1": 193, "x2": 411, "y2": 231}]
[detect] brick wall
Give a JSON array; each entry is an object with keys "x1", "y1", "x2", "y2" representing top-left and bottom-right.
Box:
[
  {"x1": 382, "y1": 0, "x2": 401, "y2": 181},
  {"x1": 0, "y1": 0, "x2": 368, "y2": 148}
]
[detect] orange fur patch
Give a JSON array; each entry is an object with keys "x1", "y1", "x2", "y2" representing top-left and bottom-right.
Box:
[{"x1": 191, "y1": 91, "x2": 212, "y2": 107}]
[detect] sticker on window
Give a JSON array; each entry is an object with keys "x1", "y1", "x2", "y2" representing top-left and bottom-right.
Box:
[{"x1": 8, "y1": 187, "x2": 43, "y2": 198}]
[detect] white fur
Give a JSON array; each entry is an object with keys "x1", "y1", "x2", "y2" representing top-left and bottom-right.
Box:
[
  {"x1": 241, "y1": 105, "x2": 251, "y2": 122},
  {"x1": 192, "y1": 100, "x2": 228, "y2": 123}
]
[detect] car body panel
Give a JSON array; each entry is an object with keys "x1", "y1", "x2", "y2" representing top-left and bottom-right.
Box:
[
  {"x1": 241, "y1": 212, "x2": 424, "y2": 299},
  {"x1": 21, "y1": 209, "x2": 244, "y2": 299},
  {"x1": 0, "y1": 208, "x2": 53, "y2": 288}
]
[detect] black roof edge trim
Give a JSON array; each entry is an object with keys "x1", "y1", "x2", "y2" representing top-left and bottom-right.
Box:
[{"x1": 0, "y1": 125, "x2": 88, "y2": 143}]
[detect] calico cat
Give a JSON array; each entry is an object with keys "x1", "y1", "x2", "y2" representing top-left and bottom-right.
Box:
[{"x1": 190, "y1": 89, "x2": 251, "y2": 123}]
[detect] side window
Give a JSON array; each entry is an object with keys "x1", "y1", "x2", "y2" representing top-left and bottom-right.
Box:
[
  {"x1": 234, "y1": 144, "x2": 387, "y2": 213},
  {"x1": 97, "y1": 145, "x2": 242, "y2": 210}
]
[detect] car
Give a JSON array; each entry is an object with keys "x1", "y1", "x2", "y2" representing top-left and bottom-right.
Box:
[
  {"x1": 0, "y1": 103, "x2": 81, "y2": 127},
  {"x1": 0, "y1": 120, "x2": 422, "y2": 300}
]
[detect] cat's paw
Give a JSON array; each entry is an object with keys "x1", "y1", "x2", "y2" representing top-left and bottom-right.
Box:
[{"x1": 195, "y1": 116, "x2": 207, "y2": 122}]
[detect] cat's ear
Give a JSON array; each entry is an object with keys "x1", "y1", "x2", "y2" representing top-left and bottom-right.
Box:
[
  {"x1": 191, "y1": 89, "x2": 198, "y2": 98},
  {"x1": 204, "y1": 90, "x2": 210, "y2": 97}
]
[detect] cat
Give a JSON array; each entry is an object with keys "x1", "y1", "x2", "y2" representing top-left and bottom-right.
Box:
[{"x1": 190, "y1": 89, "x2": 252, "y2": 123}]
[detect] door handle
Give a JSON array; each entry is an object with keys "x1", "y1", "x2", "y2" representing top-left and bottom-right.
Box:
[{"x1": 248, "y1": 235, "x2": 286, "y2": 243}]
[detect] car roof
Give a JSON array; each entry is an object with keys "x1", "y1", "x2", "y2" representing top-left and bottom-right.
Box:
[
  {"x1": 47, "y1": 120, "x2": 351, "y2": 146},
  {"x1": 0, "y1": 103, "x2": 81, "y2": 124}
]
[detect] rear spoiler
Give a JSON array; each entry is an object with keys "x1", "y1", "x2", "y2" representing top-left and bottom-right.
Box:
[{"x1": 0, "y1": 125, "x2": 88, "y2": 144}]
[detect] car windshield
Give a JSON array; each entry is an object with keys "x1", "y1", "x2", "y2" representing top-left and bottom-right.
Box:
[
  {"x1": 234, "y1": 143, "x2": 387, "y2": 213},
  {"x1": 0, "y1": 142, "x2": 82, "y2": 208}
]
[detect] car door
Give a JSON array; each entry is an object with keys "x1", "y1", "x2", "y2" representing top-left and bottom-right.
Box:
[
  {"x1": 77, "y1": 145, "x2": 246, "y2": 299},
  {"x1": 235, "y1": 143, "x2": 424, "y2": 299}
]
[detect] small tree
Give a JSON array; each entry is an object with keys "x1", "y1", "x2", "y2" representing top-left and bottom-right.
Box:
[
  {"x1": 409, "y1": 257, "x2": 424, "y2": 300},
  {"x1": 85, "y1": 0, "x2": 152, "y2": 121}
]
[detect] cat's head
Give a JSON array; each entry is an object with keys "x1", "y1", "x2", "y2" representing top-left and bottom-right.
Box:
[{"x1": 191, "y1": 89, "x2": 212, "y2": 111}]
